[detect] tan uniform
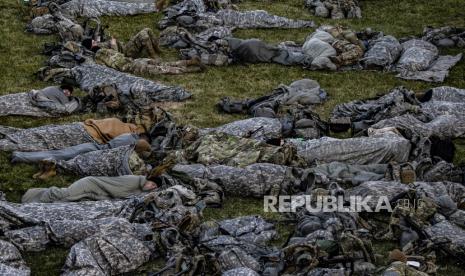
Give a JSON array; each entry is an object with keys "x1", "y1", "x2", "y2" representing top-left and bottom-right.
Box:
[{"x1": 83, "y1": 118, "x2": 138, "y2": 144}]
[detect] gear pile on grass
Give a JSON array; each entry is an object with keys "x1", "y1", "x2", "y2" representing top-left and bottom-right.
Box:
[{"x1": 0, "y1": 0, "x2": 465, "y2": 275}]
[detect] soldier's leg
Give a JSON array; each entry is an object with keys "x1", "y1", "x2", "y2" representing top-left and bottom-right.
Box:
[
  {"x1": 125, "y1": 28, "x2": 161, "y2": 59},
  {"x1": 145, "y1": 63, "x2": 202, "y2": 75}
]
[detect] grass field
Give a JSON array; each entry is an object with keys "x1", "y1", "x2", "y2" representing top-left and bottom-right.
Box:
[{"x1": 0, "y1": 0, "x2": 465, "y2": 274}]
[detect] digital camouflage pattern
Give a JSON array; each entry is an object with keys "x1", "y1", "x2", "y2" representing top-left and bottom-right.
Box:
[
  {"x1": 330, "y1": 86, "x2": 422, "y2": 131},
  {"x1": 425, "y1": 86, "x2": 465, "y2": 102},
  {"x1": 199, "y1": 117, "x2": 283, "y2": 142},
  {"x1": 0, "y1": 198, "x2": 135, "y2": 232},
  {"x1": 181, "y1": 132, "x2": 300, "y2": 167},
  {"x1": 346, "y1": 181, "x2": 410, "y2": 209},
  {"x1": 396, "y1": 39, "x2": 462, "y2": 82},
  {"x1": 0, "y1": 123, "x2": 94, "y2": 152},
  {"x1": 60, "y1": 0, "x2": 156, "y2": 18},
  {"x1": 159, "y1": 26, "x2": 233, "y2": 66},
  {"x1": 198, "y1": 9, "x2": 315, "y2": 29},
  {"x1": 421, "y1": 101, "x2": 465, "y2": 118},
  {"x1": 0, "y1": 92, "x2": 54, "y2": 117},
  {"x1": 27, "y1": 12, "x2": 83, "y2": 42},
  {"x1": 62, "y1": 227, "x2": 153, "y2": 275},
  {"x1": 55, "y1": 144, "x2": 139, "y2": 176},
  {"x1": 95, "y1": 48, "x2": 202, "y2": 76},
  {"x1": 305, "y1": 0, "x2": 362, "y2": 19},
  {"x1": 0, "y1": 240, "x2": 30, "y2": 276},
  {"x1": 372, "y1": 114, "x2": 465, "y2": 140},
  {"x1": 171, "y1": 163, "x2": 304, "y2": 197},
  {"x1": 422, "y1": 26, "x2": 465, "y2": 48},
  {"x1": 288, "y1": 131, "x2": 411, "y2": 165},
  {"x1": 310, "y1": 162, "x2": 388, "y2": 186},
  {"x1": 159, "y1": 0, "x2": 314, "y2": 30},
  {"x1": 382, "y1": 261, "x2": 429, "y2": 276},
  {"x1": 4, "y1": 217, "x2": 134, "y2": 251},
  {"x1": 361, "y1": 35, "x2": 402, "y2": 69},
  {"x1": 72, "y1": 63, "x2": 192, "y2": 103},
  {"x1": 219, "y1": 79, "x2": 328, "y2": 139}
]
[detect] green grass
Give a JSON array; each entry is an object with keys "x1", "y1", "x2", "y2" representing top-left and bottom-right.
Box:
[{"x1": 0, "y1": 0, "x2": 465, "y2": 274}]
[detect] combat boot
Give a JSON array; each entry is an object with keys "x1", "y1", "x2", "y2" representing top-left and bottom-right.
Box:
[
  {"x1": 400, "y1": 164, "x2": 416, "y2": 184},
  {"x1": 38, "y1": 160, "x2": 57, "y2": 180},
  {"x1": 156, "y1": 0, "x2": 170, "y2": 11},
  {"x1": 186, "y1": 56, "x2": 201, "y2": 66}
]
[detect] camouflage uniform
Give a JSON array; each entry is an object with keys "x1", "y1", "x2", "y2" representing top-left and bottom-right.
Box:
[
  {"x1": 330, "y1": 86, "x2": 423, "y2": 133},
  {"x1": 171, "y1": 163, "x2": 305, "y2": 197},
  {"x1": 200, "y1": 117, "x2": 283, "y2": 142},
  {"x1": 218, "y1": 79, "x2": 328, "y2": 139},
  {"x1": 305, "y1": 0, "x2": 362, "y2": 19},
  {"x1": 62, "y1": 226, "x2": 153, "y2": 275},
  {"x1": 199, "y1": 216, "x2": 276, "y2": 274},
  {"x1": 59, "y1": 0, "x2": 156, "y2": 18},
  {"x1": 26, "y1": 7, "x2": 83, "y2": 41},
  {"x1": 0, "y1": 240, "x2": 30, "y2": 276},
  {"x1": 0, "y1": 92, "x2": 54, "y2": 118},
  {"x1": 362, "y1": 35, "x2": 402, "y2": 69},
  {"x1": 347, "y1": 181, "x2": 410, "y2": 209},
  {"x1": 127, "y1": 57, "x2": 203, "y2": 75},
  {"x1": 159, "y1": 0, "x2": 314, "y2": 30},
  {"x1": 0, "y1": 198, "x2": 135, "y2": 232},
  {"x1": 395, "y1": 39, "x2": 462, "y2": 83},
  {"x1": 0, "y1": 123, "x2": 94, "y2": 152},
  {"x1": 95, "y1": 48, "x2": 201, "y2": 76},
  {"x1": 178, "y1": 132, "x2": 301, "y2": 167},
  {"x1": 1, "y1": 188, "x2": 203, "y2": 274},
  {"x1": 71, "y1": 63, "x2": 192, "y2": 103},
  {"x1": 11, "y1": 133, "x2": 138, "y2": 164},
  {"x1": 382, "y1": 261, "x2": 429, "y2": 276},
  {"x1": 121, "y1": 28, "x2": 161, "y2": 59},
  {"x1": 331, "y1": 39, "x2": 364, "y2": 66},
  {"x1": 288, "y1": 130, "x2": 411, "y2": 165},
  {"x1": 372, "y1": 114, "x2": 465, "y2": 140},
  {"x1": 159, "y1": 26, "x2": 233, "y2": 66},
  {"x1": 424, "y1": 86, "x2": 465, "y2": 102},
  {"x1": 54, "y1": 144, "x2": 147, "y2": 176},
  {"x1": 422, "y1": 26, "x2": 465, "y2": 48}
]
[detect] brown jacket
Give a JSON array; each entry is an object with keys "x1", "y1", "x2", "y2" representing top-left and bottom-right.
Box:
[{"x1": 84, "y1": 118, "x2": 138, "y2": 144}]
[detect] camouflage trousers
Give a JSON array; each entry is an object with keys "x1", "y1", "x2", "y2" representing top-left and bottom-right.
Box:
[
  {"x1": 123, "y1": 28, "x2": 161, "y2": 59},
  {"x1": 55, "y1": 145, "x2": 142, "y2": 176},
  {"x1": 0, "y1": 123, "x2": 94, "y2": 152}
]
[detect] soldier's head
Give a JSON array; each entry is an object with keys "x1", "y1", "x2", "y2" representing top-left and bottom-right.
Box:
[
  {"x1": 143, "y1": 180, "x2": 157, "y2": 191},
  {"x1": 135, "y1": 139, "x2": 151, "y2": 158},
  {"x1": 60, "y1": 77, "x2": 76, "y2": 97}
]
